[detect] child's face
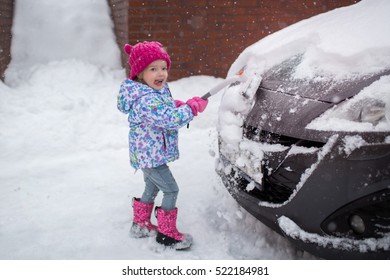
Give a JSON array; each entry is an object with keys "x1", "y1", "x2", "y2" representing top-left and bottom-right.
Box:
[{"x1": 138, "y1": 60, "x2": 168, "y2": 90}]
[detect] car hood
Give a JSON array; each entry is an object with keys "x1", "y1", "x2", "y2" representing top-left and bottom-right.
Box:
[
  {"x1": 244, "y1": 56, "x2": 390, "y2": 142},
  {"x1": 260, "y1": 55, "x2": 390, "y2": 104}
]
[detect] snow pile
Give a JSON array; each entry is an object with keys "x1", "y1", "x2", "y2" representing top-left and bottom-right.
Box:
[
  {"x1": 217, "y1": 74, "x2": 263, "y2": 161},
  {"x1": 5, "y1": 0, "x2": 121, "y2": 86},
  {"x1": 0, "y1": 60, "x2": 125, "y2": 163}
]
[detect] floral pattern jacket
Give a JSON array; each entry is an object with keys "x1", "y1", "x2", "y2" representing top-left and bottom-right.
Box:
[{"x1": 117, "y1": 79, "x2": 194, "y2": 170}]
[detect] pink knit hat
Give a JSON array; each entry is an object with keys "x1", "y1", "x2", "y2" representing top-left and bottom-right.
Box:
[{"x1": 124, "y1": 41, "x2": 171, "y2": 80}]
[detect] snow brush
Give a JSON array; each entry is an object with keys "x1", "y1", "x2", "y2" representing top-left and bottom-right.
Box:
[{"x1": 201, "y1": 70, "x2": 248, "y2": 100}]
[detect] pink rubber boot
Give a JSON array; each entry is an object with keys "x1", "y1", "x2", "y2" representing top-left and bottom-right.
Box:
[
  {"x1": 130, "y1": 198, "x2": 157, "y2": 238},
  {"x1": 155, "y1": 207, "x2": 193, "y2": 249}
]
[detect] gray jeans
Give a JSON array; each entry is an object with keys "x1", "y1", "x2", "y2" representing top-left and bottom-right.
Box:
[{"x1": 140, "y1": 164, "x2": 179, "y2": 210}]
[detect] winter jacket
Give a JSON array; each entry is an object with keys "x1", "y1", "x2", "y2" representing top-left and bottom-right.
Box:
[{"x1": 117, "y1": 79, "x2": 194, "y2": 170}]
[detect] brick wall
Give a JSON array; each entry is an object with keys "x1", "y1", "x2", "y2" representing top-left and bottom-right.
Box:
[
  {"x1": 109, "y1": 0, "x2": 129, "y2": 73},
  {"x1": 0, "y1": 0, "x2": 14, "y2": 81},
  {"x1": 113, "y1": 0, "x2": 360, "y2": 81}
]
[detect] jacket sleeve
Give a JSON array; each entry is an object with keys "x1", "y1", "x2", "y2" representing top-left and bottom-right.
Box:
[{"x1": 135, "y1": 94, "x2": 194, "y2": 129}]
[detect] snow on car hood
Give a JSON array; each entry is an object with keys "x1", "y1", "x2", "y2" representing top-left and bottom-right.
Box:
[
  {"x1": 219, "y1": 0, "x2": 390, "y2": 146},
  {"x1": 218, "y1": 0, "x2": 390, "y2": 184},
  {"x1": 227, "y1": 0, "x2": 390, "y2": 80}
]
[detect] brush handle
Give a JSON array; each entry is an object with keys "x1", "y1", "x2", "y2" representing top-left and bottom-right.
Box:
[
  {"x1": 201, "y1": 73, "x2": 248, "y2": 100},
  {"x1": 201, "y1": 92, "x2": 211, "y2": 100}
]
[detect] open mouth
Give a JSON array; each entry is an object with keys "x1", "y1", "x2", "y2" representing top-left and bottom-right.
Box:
[{"x1": 154, "y1": 80, "x2": 164, "y2": 87}]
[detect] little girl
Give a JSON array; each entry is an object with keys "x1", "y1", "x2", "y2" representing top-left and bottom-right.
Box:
[{"x1": 117, "y1": 41, "x2": 208, "y2": 250}]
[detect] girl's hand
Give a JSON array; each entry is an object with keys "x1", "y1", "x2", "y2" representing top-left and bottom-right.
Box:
[
  {"x1": 186, "y1": 97, "x2": 208, "y2": 116},
  {"x1": 174, "y1": 100, "x2": 185, "y2": 107}
]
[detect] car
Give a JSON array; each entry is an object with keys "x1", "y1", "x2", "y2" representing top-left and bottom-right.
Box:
[{"x1": 216, "y1": 1, "x2": 390, "y2": 260}]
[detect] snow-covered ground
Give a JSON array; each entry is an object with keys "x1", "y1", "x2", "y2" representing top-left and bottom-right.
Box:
[
  {"x1": 1, "y1": 64, "x2": 311, "y2": 259},
  {"x1": 1, "y1": 0, "x2": 389, "y2": 264},
  {"x1": 0, "y1": 0, "x2": 316, "y2": 260}
]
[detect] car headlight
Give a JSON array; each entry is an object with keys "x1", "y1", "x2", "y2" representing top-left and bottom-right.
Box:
[
  {"x1": 307, "y1": 97, "x2": 390, "y2": 131},
  {"x1": 348, "y1": 98, "x2": 387, "y2": 125},
  {"x1": 307, "y1": 75, "x2": 390, "y2": 132}
]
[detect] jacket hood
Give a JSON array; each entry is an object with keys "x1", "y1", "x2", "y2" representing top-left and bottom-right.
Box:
[
  {"x1": 125, "y1": 79, "x2": 169, "y2": 108},
  {"x1": 117, "y1": 79, "x2": 169, "y2": 114}
]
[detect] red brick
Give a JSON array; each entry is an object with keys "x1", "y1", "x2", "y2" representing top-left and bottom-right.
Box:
[
  {"x1": 109, "y1": 0, "x2": 359, "y2": 80},
  {"x1": 0, "y1": 0, "x2": 14, "y2": 81}
]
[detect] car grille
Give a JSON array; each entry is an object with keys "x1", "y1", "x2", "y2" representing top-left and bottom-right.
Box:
[
  {"x1": 243, "y1": 124, "x2": 325, "y2": 148},
  {"x1": 221, "y1": 124, "x2": 326, "y2": 204},
  {"x1": 218, "y1": 155, "x2": 294, "y2": 204}
]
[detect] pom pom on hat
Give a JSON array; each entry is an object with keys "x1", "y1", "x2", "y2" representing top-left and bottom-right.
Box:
[
  {"x1": 124, "y1": 44, "x2": 132, "y2": 55},
  {"x1": 124, "y1": 41, "x2": 171, "y2": 80}
]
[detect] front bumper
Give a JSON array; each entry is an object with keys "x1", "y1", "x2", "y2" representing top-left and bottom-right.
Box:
[{"x1": 217, "y1": 141, "x2": 390, "y2": 259}]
